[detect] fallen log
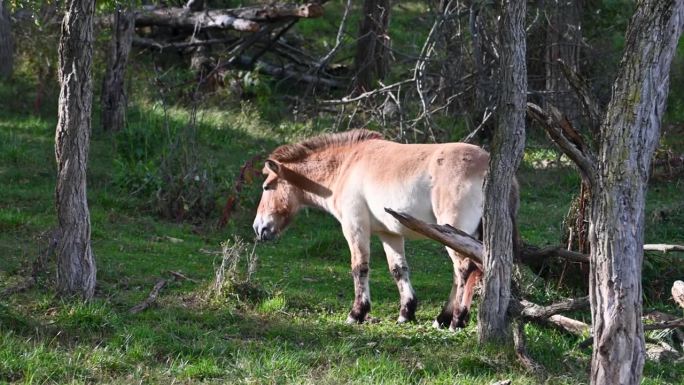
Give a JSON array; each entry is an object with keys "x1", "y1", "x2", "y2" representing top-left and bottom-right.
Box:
[{"x1": 102, "y1": 3, "x2": 324, "y2": 32}]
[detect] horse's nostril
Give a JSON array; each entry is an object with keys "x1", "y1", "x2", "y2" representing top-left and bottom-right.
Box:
[{"x1": 258, "y1": 226, "x2": 275, "y2": 241}]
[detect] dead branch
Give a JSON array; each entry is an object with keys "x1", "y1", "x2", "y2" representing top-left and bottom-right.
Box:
[
  {"x1": 580, "y1": 316, "x2": 684, "y2": 349},
  {"x1": 520, "y1": 244, "x2": 589, "y2": 264},
  {"x1": 527, "y1": 102, "x2": 597, "y2": 184},
  {"x1": 513, "y1": 319, "x2": 545, "y2": 373},
  {"x1": 132, "y1": 36, "x2": 240, "y2": 52},
  {"x1": 104, "y1": 3, "x2": 324, "y2": 32},
  {"x1": 384, "y1": 208, "x2": 483, "y2": 265},
  {"x1": 321, "y1": 78, "x2": 415, "y2": 105},
  {"x1": 644, "y1": 244, "x2": 684, "y2": 253},
  {"x1": 547, "y1": 314, "x2": 590, "y2": 335},
  {"x1": 169, "y1": 271, "x2": 197, "y2": 283},
  {"x1": 556, "y1": 58, "x2": 602, "y2": 130},
  {"x1": 643, "y1": 317, "x2": 684, "y2": 330},
  {"x1": 129, "y1": 279, "x2": 167, "y2": 314},
  {"x1": 518, "y1": 296, "x2": 589, "y2": 319}
]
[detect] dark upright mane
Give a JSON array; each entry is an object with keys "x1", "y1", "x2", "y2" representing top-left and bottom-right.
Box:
[{"x1": 269, "y1": 129, "x2": 383, "y2": 162}]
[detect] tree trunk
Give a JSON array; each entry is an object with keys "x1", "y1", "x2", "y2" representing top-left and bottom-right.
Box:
[
  {"x1": 544, "y1": 0, "x2": 582, "y2": 127},
  {"x1": 477, "y1": 0, "x2": 526, "y2": 344},
  {"x1": 0, "y1": 0, "x2": 13, "y2": 79},
  {"x1": 101, "y1": 8, "x2": 134, "y2": 132},
  {"x1": 588, "y1": 1, "x2": 683, "y2": 384},
  {"x1": 55, "y1": 0, "x2": 96, "y2": 299},
  {"x1": 353, "y1": 0, "x2": 390, "y2": 93}
]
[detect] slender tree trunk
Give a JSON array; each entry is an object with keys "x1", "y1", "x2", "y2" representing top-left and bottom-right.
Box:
[
  {"x1": 0, "y1": 0, "x2": 13, "y2": 79},
  {"x1": 353, "y1": 0, "x2": 390, "y2": 93},
  {"x1": 101, "y1": 8, "x2": 134, "y2": 132},
  {"x1": 55, "y1": 0, "x2": 96, "y2": 299},
  {"x1": 589, "y1": 1, "x2": 683, "y2": 384},
  {"x1": 478, "y1": 0, "x2": 526, "y2": 344}
]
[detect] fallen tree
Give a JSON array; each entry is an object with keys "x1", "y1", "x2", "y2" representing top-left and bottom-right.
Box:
[{"x1": 101, "y1": 3, "x2": 324, "y2": 32}]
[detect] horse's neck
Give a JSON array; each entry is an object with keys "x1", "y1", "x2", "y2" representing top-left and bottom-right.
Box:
[{"x1": 293, "y1": 149, "x2": 350, "y2": 212}]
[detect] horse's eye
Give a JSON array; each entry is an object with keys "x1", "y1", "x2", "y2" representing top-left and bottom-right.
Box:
[{"x1": 263, "y1": 184, "x2": 272, "y2": 191}]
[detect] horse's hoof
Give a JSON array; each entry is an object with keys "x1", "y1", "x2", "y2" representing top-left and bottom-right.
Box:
[
  {"x1": 397, "y1": 315, "x2": 410, "y2": 324},
  {"x1": 448, "y1": 324, "x2": 465, "y2": 332},
  {"x1": 346, "y1": 315, "x2": 362, "y2": 324},
  {"x1": 432, "y1": 319, "x2": 444, "y2": 329}
]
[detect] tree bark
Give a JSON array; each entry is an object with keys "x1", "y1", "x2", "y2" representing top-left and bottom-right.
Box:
[
  {"x1": 0, "y1": 0, "x2": 13, "y2": 79},
  {"x1": 588, "y1": 1, "x2": 683, "y2": 384},
  {"x1": 478, "y1": 0, "x2": 526, "y2": 344},
  {"x1": 55, "y1": 0, "x2": 96, "y2": 299},
  {"x1": 353, "y1": 0, "x2": 390, "y2": 93},
  {"x1": 101, "y1": 8, "x2": 134, "y2": 132}
]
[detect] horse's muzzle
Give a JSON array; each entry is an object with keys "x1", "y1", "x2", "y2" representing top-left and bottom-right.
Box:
[{"x1": 254, "y1": 223, "x2": 277, "y2": 241}]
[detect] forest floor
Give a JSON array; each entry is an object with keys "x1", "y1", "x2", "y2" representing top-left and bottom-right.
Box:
[{"x1": 1, "y1": 73, "x2": 683, "y2": 385}]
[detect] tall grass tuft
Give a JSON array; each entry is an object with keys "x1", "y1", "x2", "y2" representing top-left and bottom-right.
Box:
[{"x1": 210, "y1": 236, "x2": 262, "y2": 303}]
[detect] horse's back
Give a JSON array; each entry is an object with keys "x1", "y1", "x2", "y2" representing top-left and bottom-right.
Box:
[{"x1": 344, "y1": 140, "x2": 488, "y2": 237}]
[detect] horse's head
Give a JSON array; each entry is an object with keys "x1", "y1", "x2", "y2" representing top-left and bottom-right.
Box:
[{"x1": 253, "y1": 159, "x2": 302, "y2": 241}]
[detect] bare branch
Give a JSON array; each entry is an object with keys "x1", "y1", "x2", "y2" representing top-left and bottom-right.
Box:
[
  {"x1": 527, "y1": 102, "x2": 597, "y2": 184},
  {"x1": 320, "y1": 78, "x2": 415, "y2": 105},
  {"x1": 643, "y1": 244, "x2": 684, "y2": 253},
  {"x1": 519, "y1": 296, "x2": 589, "y2": 319},
  {"x1": 129, "y1": 279, "x2": 167, "y2": 314},
  {"x1": 521, "y1": 244, "x2": 589, "y2": 264},
  {"x1": 556, "y1": 59, "x2": 602, "y2": 130},
  {"x1": 513, "y1": 320, "x2": 545, "y2": 373},
  {"x1": 384, "y1": 208, "x2": 483, "y2": 265}
]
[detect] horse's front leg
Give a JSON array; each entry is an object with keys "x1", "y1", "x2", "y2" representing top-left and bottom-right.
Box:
[
  {"x1": 379, "y1": 234, "x2": 417, "y2": 323},
  {"x1": 343, "y1": 224, "x2": 372, "y2": 324}
]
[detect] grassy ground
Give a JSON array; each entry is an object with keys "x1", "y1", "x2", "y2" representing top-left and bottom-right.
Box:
[{"x1": 1, "y1": 75, "x2": 683, "y2": 385}]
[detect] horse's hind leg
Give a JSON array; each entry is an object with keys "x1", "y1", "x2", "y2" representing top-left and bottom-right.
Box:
[
  {"x1": 454, "y1": 259, "x2": 481, "y2": 329},
  {"x1": 342, "y1": 224, "x2": 372, "y2": 324},
  {"x1": 434, "y1": 249, "x2": 471, "y2": 329},
  {"x1": 379, "y1": 234, "x2": 417, "y2": 323}
]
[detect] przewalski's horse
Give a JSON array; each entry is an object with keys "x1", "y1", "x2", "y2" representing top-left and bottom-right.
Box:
[{"x1": 252, "y1": 129, "x2": 520, "y2": 329}]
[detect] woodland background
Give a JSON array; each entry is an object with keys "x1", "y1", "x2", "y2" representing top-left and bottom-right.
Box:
[{"x1": 0, "y1": 1, "x2": 683, "y2": 384}]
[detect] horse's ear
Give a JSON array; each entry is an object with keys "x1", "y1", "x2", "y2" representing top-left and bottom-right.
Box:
[{"x1": 265, "y1": 159, "x2": 281, "y2": 175}]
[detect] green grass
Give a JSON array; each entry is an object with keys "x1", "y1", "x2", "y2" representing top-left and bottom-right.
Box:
[{"x1": 1, "y1": 67, "x2": 684, "y2": 385}]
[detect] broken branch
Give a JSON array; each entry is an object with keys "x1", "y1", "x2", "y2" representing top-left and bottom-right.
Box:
[
  {"x1": 556, "y1": 58, "x2": 602, "y2": 130},
  {"x1": 527, "y1": 102, "x2": 597, "y2": 185},
  {"x1": 129, "y1": 279, "x2": 167, "y2": 314},
  {"x1": 384, "y1": 208, "x2": 483, "y2": 265}
]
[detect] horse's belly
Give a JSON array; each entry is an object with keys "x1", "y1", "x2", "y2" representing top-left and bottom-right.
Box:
[{"x1": 365, "y1": 178, "x2": 436, "y2": 237}]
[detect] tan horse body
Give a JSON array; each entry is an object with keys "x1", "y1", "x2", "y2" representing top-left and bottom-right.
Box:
[{"x1": 253, "y1": 129, "x2": 518, "y2": 329}]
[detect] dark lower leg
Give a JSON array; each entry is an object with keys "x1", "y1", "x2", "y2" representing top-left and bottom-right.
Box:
[
  {"x1": 390, "y1": 264, "x2": 417, "y2": 323},
  {"x1": 347, "y1": 262, "x2": 371, "y2": 323},
  {"x1": 450, "y1": 265, "x2": 481, "y2": 329}
]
